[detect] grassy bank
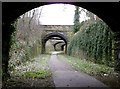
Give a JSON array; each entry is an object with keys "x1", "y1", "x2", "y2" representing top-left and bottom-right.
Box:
[
  {"x1": 5, "y1": 54, "x2": 55, "y2": 88},
  {"x1": 58, "y1": 54, "x2": 120, "y2": 88}
]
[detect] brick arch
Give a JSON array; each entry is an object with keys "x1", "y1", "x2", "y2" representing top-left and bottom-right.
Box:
[{"x1": 41, "y1": 32, "x2": 68, "y2": 53}]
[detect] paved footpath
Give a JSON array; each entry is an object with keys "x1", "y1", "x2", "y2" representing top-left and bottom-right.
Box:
[{"x1": 48, "y1": 52, "x2": 110, "y2": 88}]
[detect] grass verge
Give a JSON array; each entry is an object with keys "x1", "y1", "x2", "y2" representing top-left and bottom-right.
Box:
[
  {"x1": 22, "y1": 70, "x2": 51, "y2": 79},
  {"x1": 58, "y1": 54, "x2": 120, "y2": 88},
  {"x1": 5, "y1": 54, "x2": 55, "y2": 88},
  {"x1": 10, "y1": 54, "x2": 51, "y2": 76}
]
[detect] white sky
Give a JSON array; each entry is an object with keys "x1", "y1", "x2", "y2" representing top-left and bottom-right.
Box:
[{"x1": 27, "y1": 4, "x2": 90, "y2": 25}]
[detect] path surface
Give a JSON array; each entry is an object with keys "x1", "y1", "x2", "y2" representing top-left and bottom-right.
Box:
[{"x1": 48, "y1": 52, "x2": 110, "y2": 88}]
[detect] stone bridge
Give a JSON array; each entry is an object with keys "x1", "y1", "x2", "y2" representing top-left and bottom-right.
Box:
[
  {"x1": 3, "y1": 3, "x2": 120, "y2": 80},
  {"x1": 41, "y1": 25, "x2": 74, "y2": 53}
]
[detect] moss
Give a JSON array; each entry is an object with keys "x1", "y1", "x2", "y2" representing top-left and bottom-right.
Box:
[{"x1": 22, "y1": 70, "x2": 51, "y2": 79}]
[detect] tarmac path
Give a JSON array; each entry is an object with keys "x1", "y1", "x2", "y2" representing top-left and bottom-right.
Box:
[{"x1": 48, "y1": 52, "x2": 110, "y2": 88}]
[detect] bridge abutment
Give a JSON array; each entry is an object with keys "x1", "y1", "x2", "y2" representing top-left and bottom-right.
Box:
[
  {"x1": 41, "y1": 40, "x2": 46, "y2": 54},
  {"x1": 2, "y1": 23, "x2": 13, "y2": 83},
  {"x1": 114, "y1": 32, "x2": 120, "y2": 71}
]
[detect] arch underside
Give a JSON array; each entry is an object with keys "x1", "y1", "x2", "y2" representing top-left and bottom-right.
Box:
[
  {"x1": 3, "y1": 2, "x2": 119, "y2": 32},
  {"x1": 41, "y1": 32, "x2": 68, "y2": 53},
  {"x1": 2, "y1": 2, "x2": 120, "y2": 80},
  {"x1": 54, "y1": 41, "x2": 65, "y2": 51}
]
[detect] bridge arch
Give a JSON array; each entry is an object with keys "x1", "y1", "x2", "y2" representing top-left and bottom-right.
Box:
[
  {"x1": 61, "y1": 43, "x2": 66, "y2": 51},
  {"x1": 41, "y1": 32, "x2": 68, "y2": 54},
  {"x1": 53, "y1": 41, "x2": 65, "y2": 51},
  {"x1": 2, "y1": 2, "x2": 120, "y2": 80}
]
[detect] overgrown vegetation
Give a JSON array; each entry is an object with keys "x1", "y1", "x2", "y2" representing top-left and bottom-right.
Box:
[
  {"x1": 5, "y1": 54, "x2": 55, "y2": 88},
  {"x1": 68, "y1": 19, "x2": 114, "y2": 67},
  {"x1": 9, "y1": 54, "x2": 50, "y2": 76},
  {"x1": 8, "y1": 8, "x2": 43, "y2": 71},
  {"x1": 69, "y1": 6, "x2": 115, "y2": 67},
  {"x1": 59, "y1": 55, "x2": 114, "y2": 76},
  {"x1": 22, "y1": 70, "x2": 51, "y2": 79}
]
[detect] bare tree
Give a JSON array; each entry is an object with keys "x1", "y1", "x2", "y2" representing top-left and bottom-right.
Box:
[
  {"x1": 29, "y1": 9, "x2": 36, "y2": 31},
  {"x1": 38, "y1": 7, "x2": 43, "y2": 25}
]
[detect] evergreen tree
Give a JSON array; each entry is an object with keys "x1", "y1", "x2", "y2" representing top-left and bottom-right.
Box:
[{"x1": 73, "y1": 6, "x2": 80, "y2": 33}]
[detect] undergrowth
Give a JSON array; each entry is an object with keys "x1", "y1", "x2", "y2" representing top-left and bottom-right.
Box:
[{"x1": 58, "y1": 54, "x2": 115, "y2": 76}]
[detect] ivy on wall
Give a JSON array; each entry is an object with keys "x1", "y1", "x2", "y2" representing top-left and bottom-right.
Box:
[{"x1": 68, "y1": 20, "x2": 114, "y2": 67}]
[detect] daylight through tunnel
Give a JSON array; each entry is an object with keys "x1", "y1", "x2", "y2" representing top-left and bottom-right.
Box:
[
  {"x1": 53, "y1": 41, "x2": 65, "y2": 51},
  {"x1": 41, "y1": 32, "x2": 68, "y2": 54}
]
